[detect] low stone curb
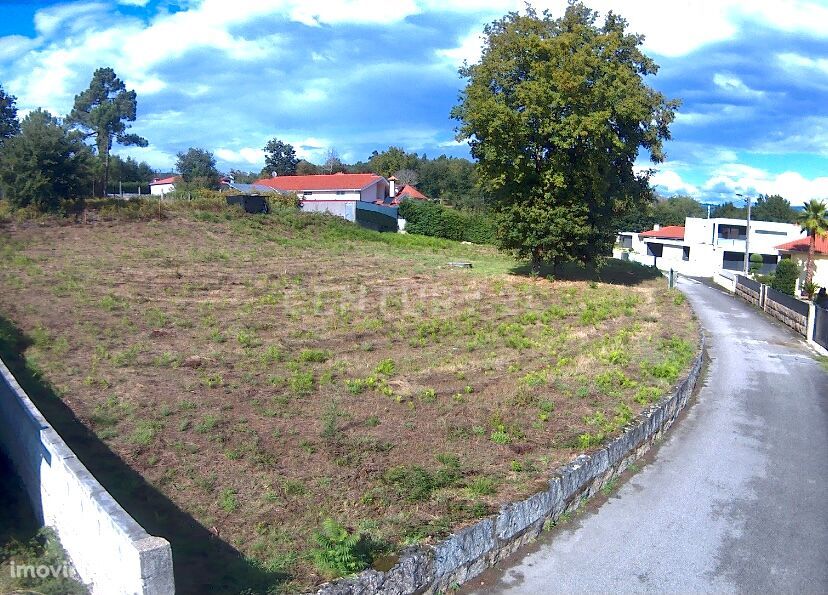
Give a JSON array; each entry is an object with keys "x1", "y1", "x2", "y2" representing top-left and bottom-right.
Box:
[{"x1": 316, "y1": 335, "x2": 705, "y2": 595}]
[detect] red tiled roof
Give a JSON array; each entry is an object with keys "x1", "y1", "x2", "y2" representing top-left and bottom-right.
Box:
[
  {"x1": 639, "y1": 225, "x2": 685, "y2": 240},
  {"x1": 253, "y1": 173, "x2": 383, "y2": 192},
  {"x1": 776, "y1": 234, "x2": 828, "y2": 255},
  {"x1": 150, "y1": 176, "x2": 178, "y2": 185},
  {"x1": 396, "y1": 184, "x2": 427, "y2": 200}
]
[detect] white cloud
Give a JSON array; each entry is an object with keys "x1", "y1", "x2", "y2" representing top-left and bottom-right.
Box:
[
  {"x1": 702, "y1": 163, "x2": 828, "y2": 205},
  {"x1": 674, "y1": 105, "x2": 756, "y2": 127},
  {"x1": 712, "y1": 73, "x2": 764, "y2": 97},
  {"x1": 753, "y1": 116, "x2": 828, "y2": 157},
  {"x1": 651, "y1": 169, "x2": 699, "y2": 195},
  {"x1": 215, "y1": 147, "x2": 264, "y2": 165},
  {"x1": 435, "y1": 0, "x2": 828, "y2": 67}
]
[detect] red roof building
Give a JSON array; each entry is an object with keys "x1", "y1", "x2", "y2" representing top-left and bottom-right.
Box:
[
  {"x1": 253, "y1": 173, "x2": 384, "y2": 192},
  {"x1": 396, "y1": 184, "x2": 428, "y2": 200},
  {"x1": 776, "y1": 234, "x2": 828, "y2": 255},
  {"x1": 150, "y1": 176, "x2": 178, "y2": 186},
  {"x1": 638, "y1": 225, "x2": 685, "y2": 240}
]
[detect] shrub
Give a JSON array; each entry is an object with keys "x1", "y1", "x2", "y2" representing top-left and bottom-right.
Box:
[
  {"x1": 749, "y1": 253, "x2": 763, "y2": 276},
  {"x1": 398, "y1": 199, "x2": 495, "y2": 244},
  {"x1": 311, "y1": 518, "x2": 369, "y2": 578},
  {"x1": 771, "y1": 259, "x2": 799, "y2": 296}
]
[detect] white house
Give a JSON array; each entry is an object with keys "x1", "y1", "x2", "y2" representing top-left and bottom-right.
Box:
[
  {"x1": 615, "y1": 217, "x2": 806, "y2": 277},
  {"x1": 253, "y1": 173, "x2": 391, "y2": 222},
  {"x1": 149, "y1": 176, "x2": 177, "y2": 196}
]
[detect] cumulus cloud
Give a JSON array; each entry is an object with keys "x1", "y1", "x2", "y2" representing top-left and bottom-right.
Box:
[
  {"x1": 702, "y1": 164, "x2": 828, "y2": 205},
  {"x1": 2, "y1": 0, "x2": 827, "y2": 179}
]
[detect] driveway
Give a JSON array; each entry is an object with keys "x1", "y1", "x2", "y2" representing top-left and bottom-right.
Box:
[{"x1": 467, "y1": 277, "x2": 828, "y2": 594}]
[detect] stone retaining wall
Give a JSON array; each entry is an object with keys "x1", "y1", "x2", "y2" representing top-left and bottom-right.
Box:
[
  {"x1": 316, "y1": 336, "x2": 705, "y2": 595},
  {"x1": 735, "y1": 283, "x2": 760, "y2": 307},
  {"x1": 764, "y1": 298, "x2": 807, "y2": 336},
  {"x1": 0, "y1": 357, "x2": 175, "y2": 595}
]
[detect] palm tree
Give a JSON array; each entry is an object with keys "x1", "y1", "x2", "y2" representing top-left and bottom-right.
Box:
[{"x1": 796, "y1": 199, "x2": 828, "y2": 286}]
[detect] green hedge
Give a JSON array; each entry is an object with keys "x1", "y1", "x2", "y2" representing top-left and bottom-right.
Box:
[
  {"x1": 770, "y1": 259, "x2": 799, "y2": 296},
  {"x1": 398, "y1": 200, "x2": 495, "y2": 244}
]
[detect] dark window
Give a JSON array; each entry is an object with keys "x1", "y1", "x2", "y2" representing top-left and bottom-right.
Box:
[
  {"x1": 618, "y1": 234, "x2": 632, "y2": 249},
  {"x1": 718, "y1": 224, "x2": 746, "y2": 241},
  {"x1": 646, "y1": 243, "x2": 663, "y2": 257},
  {"x1": 683, "y1": 246, "x2": 690, "y2": 261},
  {"x1": 336, "y1": 191, "x2": 345, "y2": 195},
  {"x1": 755, "y1": 229, "x2": 786, "y2": 236},
  {"x1": 722, "y1": 251, "x2": 745, "y2": 271}
]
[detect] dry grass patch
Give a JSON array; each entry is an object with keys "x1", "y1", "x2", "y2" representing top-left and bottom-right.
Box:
[{"x1": 0, "y1": 204, "x2": 697, "y2": 591}]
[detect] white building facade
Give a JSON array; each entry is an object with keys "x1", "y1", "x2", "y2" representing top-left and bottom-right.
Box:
[
  {"x1": 616, "y1": 217, "x2": 806, "y2": 277},
  {"x1": 253, "y1": 173, "x2": 390, "y2": 222},
  {"x1": 149, "y1": 176, "x2": 177, "y2": 196}
]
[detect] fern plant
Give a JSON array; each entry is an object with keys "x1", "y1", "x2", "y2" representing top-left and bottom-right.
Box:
[{"x1": 311, "y1": 518, "x2": 367, "y2": 578}]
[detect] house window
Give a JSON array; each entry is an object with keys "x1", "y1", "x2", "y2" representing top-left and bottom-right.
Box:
[
  {"x1": 718, "y1": 224, "x2": 746, "y2": 241},
  {"x1": 336, "y1": 191, "x2": 345, "y2": 195},
  {"x1": 722, "y1": 251, "x2": 745, "y2": 271},
  {"x1": 755, "y1": 229, "x2": 786, "y2": 236},
  {"x1": 304, "y1": 191, "x2": 313, "y2": 196},
  {"x1": 618, "y1": 234, "x2": 633, "y2": 249},
  {"x1": 646, "y1": 242, "x2": 663, "y2": 257},
  {"x1": 683, "y1": 246, "x2": 690, "y2": 261}
]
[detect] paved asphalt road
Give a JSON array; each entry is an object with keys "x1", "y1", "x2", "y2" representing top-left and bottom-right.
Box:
[{"x1": 467, "y1": 277, "x2": 828, "y2": 594}]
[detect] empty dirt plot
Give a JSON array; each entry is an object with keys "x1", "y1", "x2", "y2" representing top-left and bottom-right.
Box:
[{"x1": 0, "y1": 203, "x2": 697, "y2": 592}]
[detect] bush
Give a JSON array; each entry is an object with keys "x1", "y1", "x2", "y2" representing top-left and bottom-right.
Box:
[
  {"x1": 311, "y1": 518, "x2": 369, "y2": 578},
  {"x1": 749, "y1": 253, "x2": 763, "y2": 276},
  {"x1": 771, "y1": 259, "x2": 799, "y2": 296},
  {"x1": 398, "y1": 199, "x2": 495, "y2": 244}
]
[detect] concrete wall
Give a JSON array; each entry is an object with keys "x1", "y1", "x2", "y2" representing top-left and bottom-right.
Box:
[
  {"x1": 301, "y1": 200, "x2": 357, "y2": 222},
  {"x1": 316, "y1": 336, "x2": 705, "y2": 595},
  {"x1": 150, "y1": 184, "x2": 174, "y2": 196},
  {"x1": 0, "y1": 358, "x2": 174, "y2": 595}
]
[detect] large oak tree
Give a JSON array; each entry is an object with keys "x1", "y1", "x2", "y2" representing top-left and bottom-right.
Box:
[{"x1": 452, "y1": 3, "x2": 679, "y2": 273}]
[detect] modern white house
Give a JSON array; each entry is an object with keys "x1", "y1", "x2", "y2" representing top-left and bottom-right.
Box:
[
  {"x1": 775, "y1": 234, "x2": 828, "y2": 289},
  {"x1": 615, "y1": 217, "x2": 807, "y2": 277},
  {"x1": 149, "y1": 176, "x2": 177, "y2": 196},
  {"x1": 253, "y1": 173, "x2": 391, "y2": 222}
]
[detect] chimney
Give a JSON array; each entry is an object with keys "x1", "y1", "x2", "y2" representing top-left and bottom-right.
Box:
[
  {"x1": 653, "y1": 223, "x2": 661, "y2": 231},
  {"x1": 388, "y1": 176, "x2": 397, "y2": 198}
]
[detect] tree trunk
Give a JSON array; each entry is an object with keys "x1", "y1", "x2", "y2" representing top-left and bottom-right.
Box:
[
  {"x1": 531, "y1": 247, "x2": 542, "y2": 276},
  {"x1": 102, "y1": 148, "x2": 111, "y2": 198},
  {"x1": 806, "y1": 233, "x2": 816, "y2": 286}
]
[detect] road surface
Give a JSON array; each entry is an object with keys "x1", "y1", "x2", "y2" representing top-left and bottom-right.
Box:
[{"x1": 467, "y1": 277, "x2": 828, "y2": 594}]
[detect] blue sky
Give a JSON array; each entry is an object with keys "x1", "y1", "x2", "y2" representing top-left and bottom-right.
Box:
[{"x1": 1, "y1": 0, "x2": 827, "y2": 205}]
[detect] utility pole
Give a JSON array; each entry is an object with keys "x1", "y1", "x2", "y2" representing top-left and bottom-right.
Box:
[{"x1": 736, "y1": 193, "x2": 752, "y2": 274}]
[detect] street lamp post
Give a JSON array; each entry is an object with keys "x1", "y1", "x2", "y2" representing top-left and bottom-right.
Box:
[{"x1": 736, "y1": 193, "x2": 752, "y2": 274}]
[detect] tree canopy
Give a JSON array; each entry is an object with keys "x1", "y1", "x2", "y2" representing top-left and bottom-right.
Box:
[
  {"x1": 66, "y1": 67, "x2": 148, "y2": 196},
  {"x1": 710, "y1": 201, "x2": 745, "y2": 220},
  {"x1": 650, "y1": 195, "x2": 705, "y2": 226},
  {"x1": 263, "y1": 138, "x2": 298, "y2": 176},
  {"x1": 752, "y1": 194, "x2": 797, "y2": 223},
  {"x1": 176, "y1": 147, "x2": 220, "y2": 189},
  {"x1": 0, "y1": 84, "x2": 20, "y2": 147},
  {"x1": 452, "y1": 3, "x2": 679, "y2": 271},
  {"x1": 0, "y1": 109, "x2": 92, "y2": 210}
]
